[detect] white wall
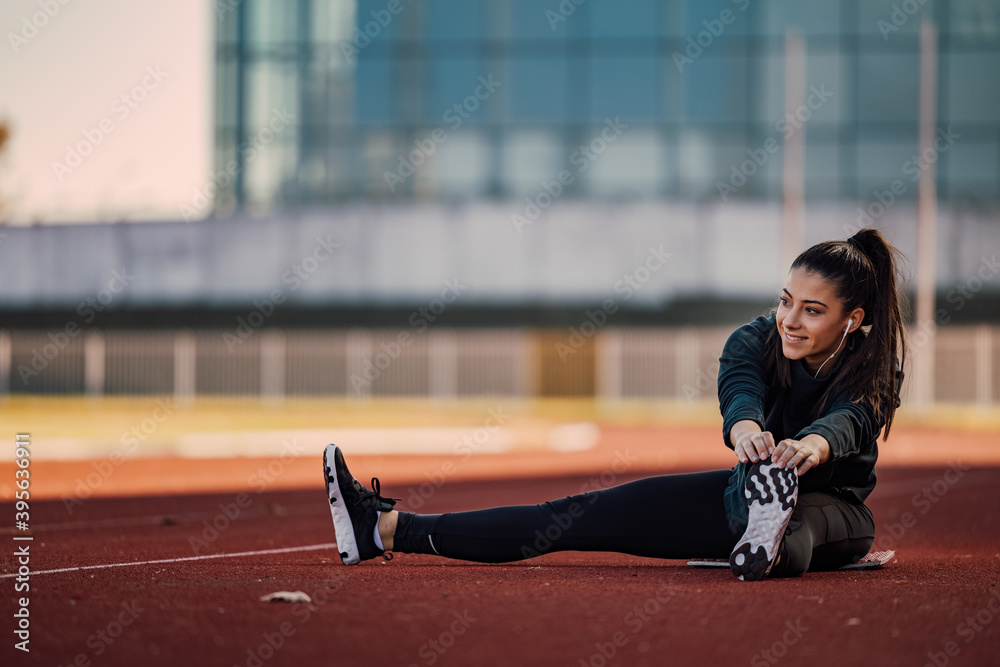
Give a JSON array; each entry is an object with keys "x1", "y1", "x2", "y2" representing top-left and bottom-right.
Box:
[{"x1": 0, "y1": 202, "x2": 997, "y2": 309}]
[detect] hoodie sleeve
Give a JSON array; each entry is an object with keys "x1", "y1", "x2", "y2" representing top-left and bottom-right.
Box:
[
  {"x1": 794, "y1": 395, "x2": 883, "y2": 461},
  {"x1": 717, "y1": 316, "x2": 773, "y2": 449}
]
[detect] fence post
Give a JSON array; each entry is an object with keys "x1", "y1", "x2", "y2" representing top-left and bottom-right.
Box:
[
  {"x1": 174, "y1": 329, "x2": 196, "y2": 404},
  {"x1": 596, "y1": 329, "x2": 622, "y2": 402},
  {"x1": 975, "y1": 325, "x2": 992, "y2": 406},
  {"x1": 84, "y1": 330, "x2": 105, "y2": 397},
  {"x1": 0, "y1": 329, "x2": 10, "y2": 397}
]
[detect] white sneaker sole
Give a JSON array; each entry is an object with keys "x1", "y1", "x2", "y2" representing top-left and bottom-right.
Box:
[
  {"x1": 730, "y1": 460, "x2": 798, "y2": 581},
  {"x1": 324, "y1": 444, "x2": 360, "y2": 565}
]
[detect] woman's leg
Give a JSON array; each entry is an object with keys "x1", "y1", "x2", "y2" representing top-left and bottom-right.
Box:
[
  {"x1": 392, "y1": 470, "x2": 736, "y2": 563},
  {"x1": 770, "y1": 492, "x2": 875, "y2": 577}
]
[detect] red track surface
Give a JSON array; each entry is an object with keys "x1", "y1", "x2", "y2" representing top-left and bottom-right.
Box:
[{"x1": 3, "y1": 460, "x2": 999, "y2": 667}]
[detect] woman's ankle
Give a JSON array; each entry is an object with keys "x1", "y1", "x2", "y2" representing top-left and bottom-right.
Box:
[{"x1": 378, "y1": 510, "x2": 398, "y2": 551}]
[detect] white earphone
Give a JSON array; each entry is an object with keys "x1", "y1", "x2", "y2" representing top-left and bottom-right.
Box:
[{"x1": 814, "y1": 319, "x2": 853, "y2": 379}]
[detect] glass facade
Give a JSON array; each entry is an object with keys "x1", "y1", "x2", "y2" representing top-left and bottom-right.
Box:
[{"x1": 214, "y1": 0, "x2": 1000, "y2": 214}]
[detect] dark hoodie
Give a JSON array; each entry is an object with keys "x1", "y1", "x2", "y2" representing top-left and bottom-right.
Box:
[{"x1": 717, "y1": 314, "x2": 886, "y2": 534}]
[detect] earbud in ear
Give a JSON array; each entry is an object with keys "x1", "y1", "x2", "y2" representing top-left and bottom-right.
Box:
[{"x1": 846, "y1": 319, "x2": 853, "y2": 331}]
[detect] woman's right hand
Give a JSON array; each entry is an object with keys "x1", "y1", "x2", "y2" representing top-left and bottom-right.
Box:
[{"x1": 730, "y1": 420, "x2": 775, "y2": 464}]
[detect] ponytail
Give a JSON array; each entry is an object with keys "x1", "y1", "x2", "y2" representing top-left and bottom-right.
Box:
[{"x1": 768, "y1": 228, "x2": 909, "y2": 438}]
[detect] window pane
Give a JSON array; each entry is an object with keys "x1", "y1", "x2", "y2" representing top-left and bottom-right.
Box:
[
  {"x1": 683, "y1": 57, "x2": 747, "y2": 123},
  {"x1": 418, "y1": 131, "x2": 491, "y2": 198},
  {"x1": 858, "y1": 0, "x2": 931, "y2": 37},
  {"x1": 762, "y1": 0, "x2": 842, "y2": 35},
  {"x1": 589, "y1": 53, "x2": 658, "y2": 122},
  {"x1": 356, "y1": 0, "x2": 405, "y2": 43},
  {"x1": 946, "y1": 53, "x2": 1000, "y2": 123},
  {"x1": 857, "y1": 53, "x2": 920, "y2": 123},
  {"x1": 310, "y1": 0, "x2": 355, "y2": 45},
  {"x1": 507, "y1": 56, "x2": 568, "y2": 121},
  {"x1": 804, "y1": 141, "x2": 841, "y2": 200},
  {"x1": 855, "y1": 139, "x2": 920, "y2": 198},
  {"x1": 355, "y1": 57, "x2": 393, "y2": 124},
  {"x1": 678, "y1": 131, "x2": 748, "y2": 198},
  {"x1": 248, "y1": 0, "x2": 298, "y2": 47},
  {"x1": 683, "y1": 0, "x2": 752, "y2": 36},
  {"x1": 946, "y1": 140, "x2": 1000, "y2": 199},
  {"x1": 584, "y1": 129, "x2": 665, "y2": 197},
  {"x1": 246, "y1": 61, "x2": 299, "y2": 130},
  {"x1": 505, "y1": 0, "x2": 571, "y2": 40},
  {"x1": 752, "y1": 50, "x2": 844, "y2": 128},
  {"x1": 589, "y1": 0, "x2": 658, "y2": 39},
  {"x1": 423, "y1": 0, "x2": 486, "y2": 41},
  {"x1": 502, "y1": 130, "x2": 564, "y2": 197},
  {"x1": 425, "y1": 57, "x2": 493, "y2": 124},
  {"x1": 950, "y1": 0, "x2": 1000, "y2": 44}
]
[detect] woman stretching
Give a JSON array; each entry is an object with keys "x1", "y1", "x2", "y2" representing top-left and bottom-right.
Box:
[{"x1": 322, "y1": 228, "x2": 907, "y2": 580}]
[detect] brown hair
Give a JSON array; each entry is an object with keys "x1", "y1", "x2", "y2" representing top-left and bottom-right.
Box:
[{"x1": 766, "y1": 228, "x2": 909, "y2": 438}]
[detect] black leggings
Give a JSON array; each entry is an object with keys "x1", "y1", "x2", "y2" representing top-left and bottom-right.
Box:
[{"x1": 393, "y1": 470, "x2": 875, "y2": 576}]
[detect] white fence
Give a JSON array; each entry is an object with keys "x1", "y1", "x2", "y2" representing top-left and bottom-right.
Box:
[{"x1": 1, "y1": 326, "x2": 997, "y2": 404}]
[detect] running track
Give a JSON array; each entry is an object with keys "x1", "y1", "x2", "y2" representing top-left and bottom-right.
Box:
[{"x1": 2, "y1": 429, "x2": 999, "y2": 666}]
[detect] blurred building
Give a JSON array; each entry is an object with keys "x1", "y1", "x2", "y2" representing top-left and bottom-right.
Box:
[
  {"x1": 215, "y1": 0, "x2": 1000, "y2": 214},
  {"x1": 2, "y1": 0, "x2": 1000, "y2": 401}
]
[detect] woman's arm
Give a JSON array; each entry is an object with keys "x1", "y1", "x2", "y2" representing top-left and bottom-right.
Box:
[
  {"x1": 772, "y1": 396, "x2": 881, "y2": 474},
  {"x1": 717, "y1": 316, "x2": 773, "y2": 452}
]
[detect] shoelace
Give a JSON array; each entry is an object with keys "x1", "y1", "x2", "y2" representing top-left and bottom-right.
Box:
[
  {"x1": 355, "y1": 477, "x2": 401, "y2": 561},
  {"x1": 353, "y1": 477, "x2": 401, "y2": 509}
]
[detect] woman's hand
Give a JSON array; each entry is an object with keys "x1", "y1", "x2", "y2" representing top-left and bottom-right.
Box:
[
  {"x1": 730, "y1": 420, "x2": 774, "y2": 464},
  {"x1": 771, "y1": 434, "x2": 831, "y2": 475}
]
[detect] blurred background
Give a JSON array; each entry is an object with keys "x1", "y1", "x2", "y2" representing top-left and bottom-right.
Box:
[{"x1": 1, "y1": 1, "x2": 999, "y2": 493}]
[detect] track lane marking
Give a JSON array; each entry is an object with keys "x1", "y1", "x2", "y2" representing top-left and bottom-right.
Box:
[{"x1": 0, "y1": 542, "x2": 338, "y2": 579}]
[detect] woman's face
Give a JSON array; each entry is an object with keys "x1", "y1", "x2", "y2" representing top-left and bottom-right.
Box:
[{"x1": 776, "y1": 268, "x2": 859, "y2": 376}]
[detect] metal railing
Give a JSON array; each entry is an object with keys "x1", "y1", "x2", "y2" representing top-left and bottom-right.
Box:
[{"x1": 1, "y1": 326, "x2": 996, "y2": 405}]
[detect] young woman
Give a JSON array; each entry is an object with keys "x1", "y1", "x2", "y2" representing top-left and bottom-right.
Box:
[{"x1": 322, "y1": 228, "x2": 908, "y2": 580}]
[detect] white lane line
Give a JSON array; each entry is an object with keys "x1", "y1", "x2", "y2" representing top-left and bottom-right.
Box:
[{"x1": 0, "y1": 542, "x2": 339, "y2": 580}]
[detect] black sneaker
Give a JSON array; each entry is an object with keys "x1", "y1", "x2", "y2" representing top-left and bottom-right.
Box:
[
  {"x1": 323, "y1": 444, "x2": 399, "y2": 565},
  {"x1": 729, "y1": 459, "x2": 798, "y2": 581}
]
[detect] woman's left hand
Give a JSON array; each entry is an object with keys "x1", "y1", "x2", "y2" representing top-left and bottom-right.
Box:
[{"x1": 771, "y1": 435, "x2": 831, "y2": 475}]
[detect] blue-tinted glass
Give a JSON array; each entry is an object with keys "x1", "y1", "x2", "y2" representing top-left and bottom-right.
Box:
[
  {"x1": 507, "y1": 56, "x2": 568, "y2": 121},
  {"x1": 589, "y1": 54, "x2": 658, "y2": 122},
  {"x1": 660, "y1": 4, "x2": 686, "y2": 36},
  {"x1": 947, "y1": 141, "x2": 999, "y2": 199},
  {"x1": 355, "y1": 58, "x2": 393, "y2": 124},
  {"x1": 857, "y1": 53, "x2": 920, "y2": 122},
  {"x1": 950, "y1": 1, "x2": 1000, "y2": 43},
  {"x1": 248, "y1": 0, "x2": 298, "y2": 46},
  {"x1": 946, "y1": 53, "x2": 1000, "y2": 124},
  {"x1": 659, "y1": 56, "x2": 684, "y2": 121},
  {"x1": 762, "y1": 0, "x2": 841, "y2": 35},
  {"x1": 423, "y1": 0, "x2": 485, "y2": 40},
  {"x1": 356, "y1": 0, "x2": 404, "y2": 42},
  {"x1": 684, "y1": 0, "x2": 751, "y2": 36},
  {"x1": 425, "y1": 57, "x2": 492, "y2": 123},
  {"x1": 855, "y1": 138, "x2": 920, "y2": 197},
  {"x1": 506, "y1": 0, "x2": 571, "y2": 40},
  {"x1": 858, "y1": 0, "x2": 931, "y2": 36},
  {"x1": 683, "y1": 57, "x2": 748, "y2": 123},
  {"x1": 589, "y1": 0, "x2": 657, "y2": 39},
  {"x1": 752, "y1": 48, "x2": 845, "y2": 126},
  {"x1": 804, "y1": 141, "x2": 841, "y2": 200}
]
